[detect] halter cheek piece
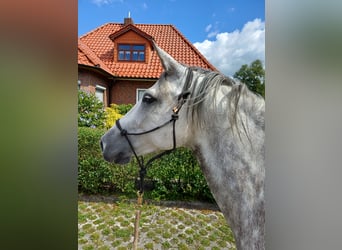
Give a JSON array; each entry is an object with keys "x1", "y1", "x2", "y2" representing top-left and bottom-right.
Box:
[{"x1": 115, "y1": 69, "x2": 193, "y2": 194}]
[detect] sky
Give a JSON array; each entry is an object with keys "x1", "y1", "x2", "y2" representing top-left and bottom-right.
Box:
[{"x1": 78, "y1": 0, "x2": 265, "y2": 76}]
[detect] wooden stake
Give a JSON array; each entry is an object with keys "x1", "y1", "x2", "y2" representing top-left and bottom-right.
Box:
[
  {"x1": 133, "y1": 209, "x2": 141, "y2": 250},
  {"x1": 132, "y1": 192, "x2": 143, "y2": 250}
]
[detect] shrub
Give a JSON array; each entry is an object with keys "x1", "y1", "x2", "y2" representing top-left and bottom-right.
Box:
[
  {"x1": 78, "y1": 126, "x2": 213, "y2": 202},
  {"x1": 78, "y1": 127, "x2": 136, "y2": 194},
  {"x1": 104, "y1": 103, "x2": 134, "y2": 129},
  {"x1": 147, "y1": 148, "x2": 213, "y2": 202},
  {"x1": 78, "y1": 90, "x2": 105, "y2": 128},
  {"x1": 78, "y1": 127, "x2": 111, "y2": 193},
  {"x1": 104, "y1": 104, "x2": 123, "y2": 130},
  {"x1": 116, "y1": 103, "x2": 133, "y2": 115}
]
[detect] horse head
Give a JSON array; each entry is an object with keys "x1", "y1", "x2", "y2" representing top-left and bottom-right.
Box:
[{"x1": 100, "y1": 42, "x2": 192, "y2": 164}]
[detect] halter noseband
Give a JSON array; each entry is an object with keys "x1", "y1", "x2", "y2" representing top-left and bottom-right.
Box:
[{"x1": 115, "y1": 68, "x2": 193, "y2": 194}]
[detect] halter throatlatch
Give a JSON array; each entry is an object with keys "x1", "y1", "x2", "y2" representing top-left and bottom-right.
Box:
[{"x1": 115, "y1": 68, "x2": 193, "y2": 195}]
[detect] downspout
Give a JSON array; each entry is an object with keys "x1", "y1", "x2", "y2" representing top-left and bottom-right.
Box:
[{"x1": 108, "y1": 77, "x2": 115, "y2": 106}]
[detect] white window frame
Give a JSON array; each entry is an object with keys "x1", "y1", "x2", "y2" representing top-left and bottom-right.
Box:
[
  {"x1": 95, "y1": 85, "x2": 106, "y2": 103},
  {"x1": 136, "y1": 88, "x2": 146, "y2": 103}
]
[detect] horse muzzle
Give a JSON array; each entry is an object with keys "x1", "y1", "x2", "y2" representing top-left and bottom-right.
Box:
[{"x1": 100, "y1": 131, "x2": 133, "y2": 165}]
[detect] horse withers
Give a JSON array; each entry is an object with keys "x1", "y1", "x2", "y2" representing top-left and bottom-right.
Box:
[{"x1": 100, "y1": 41, "x2": 265, "y2": 250}]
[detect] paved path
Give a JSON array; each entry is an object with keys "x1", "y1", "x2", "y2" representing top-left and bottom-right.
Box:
[{"x1": 78, "y1": 196, "x2": 236, "y2": 250}]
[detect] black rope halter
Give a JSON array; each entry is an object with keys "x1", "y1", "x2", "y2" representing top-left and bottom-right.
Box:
[{"x1": 115, "y1": 68, "x2": 193, "y2": 194}]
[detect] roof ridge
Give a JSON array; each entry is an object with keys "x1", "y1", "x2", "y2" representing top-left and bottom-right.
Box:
[
  {"x1": 80, "y1": 23, "x2": 186, "y2": 39},
  {"x1": 109, "y1": 23, "x2": 153, "y2": 42},
  {"x1": 169, "y1": 25, "x2": 218, "y2": 72},
  {"x1": 136, "y1": 23, "x2": 173, "y2": 26},
  {"x1": 79, "y1": 22, "x2": 121, "y2": 39}
]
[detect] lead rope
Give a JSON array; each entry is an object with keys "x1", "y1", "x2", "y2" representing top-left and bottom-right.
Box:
[
  {"x1": 133, "y1": 184, "x2": 144, "y2": 250},
  {"x1": 116, "y1": 69, "x2": 193, "y2": 250},
  {"x1": 132, "y1": 115, "x2": 178, "y2": 250},
  {"x1": 129, "y1": 97, "x2": 188, "y2": 250}
]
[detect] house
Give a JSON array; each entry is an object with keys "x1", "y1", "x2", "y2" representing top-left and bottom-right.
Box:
[{"x1": 78, "y1": 17, "x2": 217, "y2": 106}]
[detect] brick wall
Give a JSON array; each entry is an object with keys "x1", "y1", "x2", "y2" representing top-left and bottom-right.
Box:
[
  {"x1": 78, "y1": 68, "x2": 156, "y2": 105},
  {"x1": 78, "y1": 69, "x2": 111, "y2": 107},
  {"x1": 111, "y1": 80, "x2": 155, "y2": 104}
]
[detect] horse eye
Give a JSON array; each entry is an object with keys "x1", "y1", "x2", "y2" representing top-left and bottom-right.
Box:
[{"x1": 142, "y1": 94, "x2": 156, "y2": 104}]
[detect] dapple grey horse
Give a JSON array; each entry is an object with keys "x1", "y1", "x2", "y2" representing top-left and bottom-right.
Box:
[{"x1": 101, "y1": 41, "x2": 265, "y2": 250}]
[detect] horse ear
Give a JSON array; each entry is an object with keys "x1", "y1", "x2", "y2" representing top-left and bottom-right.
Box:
[{"x1": 152, "y1": 41, "x2": 184, "y2": 74}]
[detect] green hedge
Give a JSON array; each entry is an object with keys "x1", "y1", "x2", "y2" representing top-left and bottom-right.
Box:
[
  {"x1": 78, "y1": 127, "x2": 136, "y2": 194},
  {"x1": 78, "y1": 127, "x2": 213, "y2": 202},
  {"x1": 147, "y1": 149, "x2": 213, "y2": 201}
]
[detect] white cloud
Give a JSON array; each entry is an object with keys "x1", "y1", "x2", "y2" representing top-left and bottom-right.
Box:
[
  {"x1": 142, "y1": 2, "x2": 148, "y2": 10},
  {"x1": 194, "y1": 18, "x2": 265, "y2": 76},
  {"x1": 205, "y1": 24, "x2": 212, "y2": 33},
  {"x1": 91, "y1": 0, "x2": 122, "y2": 7},
  {"x1": 91, "y1": 0, "x2": 112, "y2": 6},
  {"x1": 207, "y1": 31, "x2": 219, "y2": 38},
  {"x1": 205, "y1": 22, "x2": 220, "y2": 39}
]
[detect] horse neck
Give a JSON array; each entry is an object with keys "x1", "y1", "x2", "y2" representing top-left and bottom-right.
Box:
[
  {"x1": 193, "y1": 136, "x2": 265, "y2": 249},
  {"x1": 190, "y1": 99, "x2": 265, "y2": 250}
]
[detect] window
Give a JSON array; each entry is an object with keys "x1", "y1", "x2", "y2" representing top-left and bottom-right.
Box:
[
  {"x1": 118, "y1": 44, "x2": 145, "y2": 62},
  {"x1": 95, "y1": 85, "x2": 106, "y2": 103},
  {"x1": 136, "y1": 88, "x2": 146, "y2": 102}
]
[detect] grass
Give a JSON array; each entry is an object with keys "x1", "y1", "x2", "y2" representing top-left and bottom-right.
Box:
[
  {"x1": 78, "y1": 198, "x2": 235, "y2": 249},
  {"x1": 162, "y1": 230, "x2": 172, "y2": 239},
  {"x1": 144, "y1": 242, "x2": 154, "y2": 249}
]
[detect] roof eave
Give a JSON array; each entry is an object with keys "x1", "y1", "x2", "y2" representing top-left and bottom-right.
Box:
[
  {"x1": 78, "y1": 64, "x2": 114, "y2": 79},
  {"x1": 114, "y1": 77, "x2": 158, "y2": 82}
]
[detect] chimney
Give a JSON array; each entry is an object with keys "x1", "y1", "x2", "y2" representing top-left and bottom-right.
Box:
[{"x1": 124, "y1": 12, "x2": 134, "y2": 25}]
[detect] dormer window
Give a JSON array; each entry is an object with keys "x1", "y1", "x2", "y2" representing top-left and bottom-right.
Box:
[{"x1": 118, "y1": 44, "x2": 145, "y2": 62}]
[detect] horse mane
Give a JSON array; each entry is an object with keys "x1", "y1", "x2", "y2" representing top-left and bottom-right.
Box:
[{"x1": 185, "y1": 67, "x2": 265, "y2": 141}]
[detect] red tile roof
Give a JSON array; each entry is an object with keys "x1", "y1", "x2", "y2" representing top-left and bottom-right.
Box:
[
  {"x1": 78, "y1": 39, "x2": 112, "y2": 75},
  {"x1": 79, "y1": 22, "x2": 217, "y2": 78}
]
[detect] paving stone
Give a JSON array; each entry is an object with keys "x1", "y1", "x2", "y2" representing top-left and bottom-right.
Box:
[{"x1": 78, "y1": 199, "x2": 236, "y2": 249}]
